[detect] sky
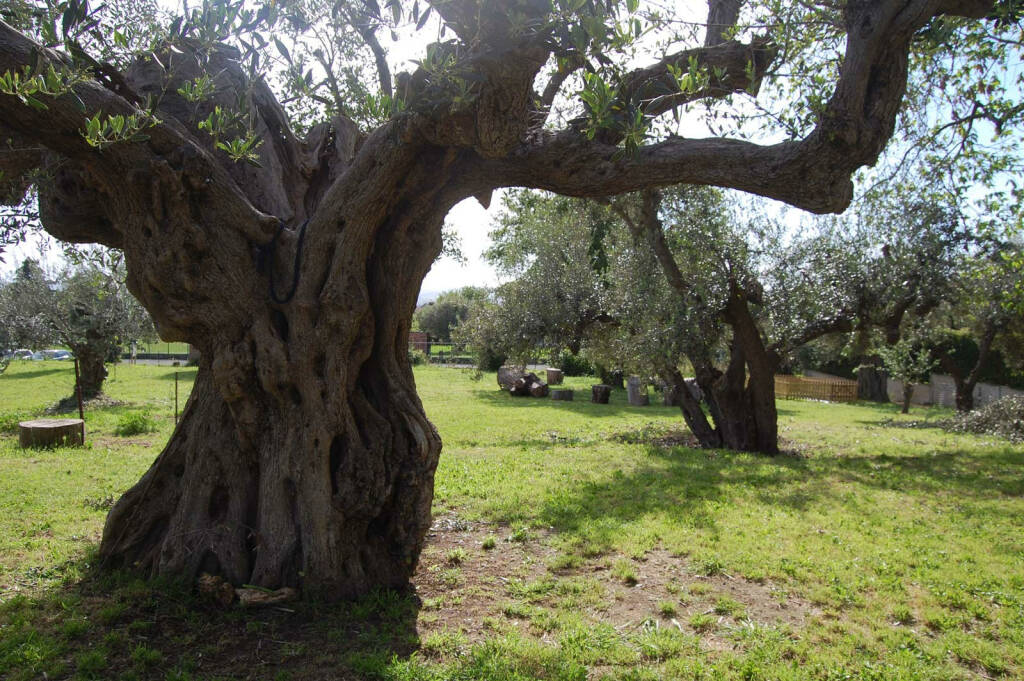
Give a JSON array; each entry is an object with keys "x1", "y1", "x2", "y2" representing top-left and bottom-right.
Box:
[{"x1": 419, "y1": 198, "x2": 502, "y2": 303}]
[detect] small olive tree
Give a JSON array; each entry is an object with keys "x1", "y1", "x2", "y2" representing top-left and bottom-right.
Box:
[{"x1": 0, "y1": 256, "x2": 155, "y2": 396}]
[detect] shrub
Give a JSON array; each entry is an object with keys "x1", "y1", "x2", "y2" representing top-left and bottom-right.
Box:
[
  {"x1": 115, "y1": 412, "x2": 156, "y2": 436},
  {"x1": 554, "y1": 350, "x2": 594, "y2": 376},
  {"x1": 408, "y1": 348, "x2": 429, "y2": 366},
  {"x1": 943, "y1": 396, "x2": 1024, "y2": 443},
  {"x1": 477, "y1": 346, "x2": 507, "y2": 372},
  {"x1": 0, "y1": 411, "x2": 31, "y2": 434}
]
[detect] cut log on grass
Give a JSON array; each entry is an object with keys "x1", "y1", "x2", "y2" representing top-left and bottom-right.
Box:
[
  {"x1": 551, "y1": 388, "x2": 574, "y2": 401},
  {"x1": 592, "y1": 384, "x2": 611, "y2": 404},
  {"x1": 510, "y1": 373, "x2": 547, "y2": 397},
  {"x1": 627, "y1": 376, "x2": 650, "y2": 407},
  {"x1": 18, "y1": 418, "x2": 85, "y2": 448},
  {"x1": 498, "y1": 365, "x2": 527, "y2": 390},
  {"x1": 546, "y1": 368, "x2": 564, "y2": 385}
]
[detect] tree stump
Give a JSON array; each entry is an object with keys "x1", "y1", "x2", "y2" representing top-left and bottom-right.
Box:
[
  {"x1": 626, "y1": 376, "x2": 649, "y2": 406},
  {"x1": 591, "y1": 384, "x2": 611, "y2": 404},
  {"x1": 19, "y1": 419, "x2": 85, "y2": 448},
  {"x1": 550, "y1": 389, "x2": 574, "y2": 401},
  {"x1": 545, "y1": 368, "x2": 564, "y2": 385},
  {"x1": 498, "y1": 365, "x2": 526, "y2": 390}
]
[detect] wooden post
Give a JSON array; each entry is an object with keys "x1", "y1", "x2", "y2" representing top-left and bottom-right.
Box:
[
  {"x1": 591, "y1": 384, "x2": 611, "y2": 404},
  {"x1": 175, "y1": 371, "x2": 179, "y2": 425},
  {"x1": 73, "y1": 356, "x2": 86, "y2": 444},
  {"x1": 546, "y1": 368, "x2": 564, "y2": 385},
  {"x1": 550, "y1": 388, "x2": 574, "y2": 401}
]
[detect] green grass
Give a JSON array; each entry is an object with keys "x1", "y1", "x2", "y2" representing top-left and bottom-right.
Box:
[{"x1": 2, "y1": 363, "x2": 1023, "y2": 680}]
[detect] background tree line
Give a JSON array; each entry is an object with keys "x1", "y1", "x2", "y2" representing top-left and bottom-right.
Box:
[
  {"x1": 440, "y1": 179, "x2": 1023, "y2": 453},
  {"x1": 0, "y1": 253, "x2": 155, "y2": 396}
]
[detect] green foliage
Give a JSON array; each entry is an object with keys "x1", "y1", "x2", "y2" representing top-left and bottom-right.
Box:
[
  {"x1": 877, "y1": 336, "x2": 937, "y2": 388},
  {"x1": 0, "y1": 411, "x2": 31, "y2": 435},
  {"x1": 113, "y1": 411, "x2": 156, "y2": 437},
  {"x1": 414, "y1": 288, "x2": 488, "y2": 343},
  {"x1": 934, "y1": 328, "x2": 1024, "y2": 390},
  {"x1": 554, "y1": 351, "x2": 594, "y2": 377},
  {"x1": 476, "y1": 345, "x2": 508, "y2": 372},
  {"x1": 82, "y1": 111, "x2": 156, "y2": 149},
  {"x1": 0, "y1": 63, "x2": 86, "y2": 111},
  {"x1": 408, "y1": 348, "x2": 428, "y2": 366}
]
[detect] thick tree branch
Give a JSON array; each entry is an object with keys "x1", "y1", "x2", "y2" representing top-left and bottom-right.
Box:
[
  {"x1": 0, "y1": 128, "x2": 42, "y2": 205},
  {"x1": 0, "y1": 21, "x2": 279, "y2": 243},
  {"x1": 705, "y1": 0, "x2": 743, "y2": 46},
  {"x1": 771, "y1": 315, "x2": 855, "y2": 356},
  {"x1": 354, "y1": 15, "x2": 392, "y2": 99},
  {"x1": 538, "y1": 52, "x2": 585, "y2": 111},
  {"x1": 617, "y1": 39, "x2": 776, "y2": 120},
  {"x1": 488, "y1": 0, "x2": 995, "y2": 214}
]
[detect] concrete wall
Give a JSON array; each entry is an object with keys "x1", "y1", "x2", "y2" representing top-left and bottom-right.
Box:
[
  {"x1": 804, "y1": 369, "x2": 1023, "y2": 408},
  {"x1": 886, "y1": 373, "x2": 1024, "y2": 408}
]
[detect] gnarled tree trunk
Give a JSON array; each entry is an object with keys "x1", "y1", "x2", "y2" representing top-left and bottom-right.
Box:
[
  {"x1": 73, "y1": 341, "x2": 108, "y2": 398},
  {"x1": 95, "y1": 137, "x2": 456, "y2": 596}
]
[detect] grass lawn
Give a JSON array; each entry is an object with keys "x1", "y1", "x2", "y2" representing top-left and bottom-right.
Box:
[{"x1": 1, "y1": 362, "x2": 1022, "y2": 680}]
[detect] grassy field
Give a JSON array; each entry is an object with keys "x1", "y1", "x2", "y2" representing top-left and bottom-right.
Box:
[{"x1": 1, "y1": 362, "x2": 1022, "y2": 680}]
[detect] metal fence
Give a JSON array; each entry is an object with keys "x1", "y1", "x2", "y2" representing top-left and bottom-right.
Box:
[
  {"x1": 775, "y1": 375, "x2": 858, "y2": 403},
  {"x1": 409, "y1": 341, "x2": 477, "y2": 366}
]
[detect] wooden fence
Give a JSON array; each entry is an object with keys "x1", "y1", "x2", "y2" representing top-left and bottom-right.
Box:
[{"x1": 775, "y1": 375, "x2": 858, "y2": 403}]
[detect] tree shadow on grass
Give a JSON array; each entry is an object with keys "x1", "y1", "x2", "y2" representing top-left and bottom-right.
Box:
[
  {"x1": 0, "y1": 366, "x2": 68, "y2": 381},
  {"x1": 532, "y1": 436, "x2": 1023, "y2": 555},
  {"x1": 472, "y1": 387, "x2": 674, "y2": 417},
  {"x1": 472, "y1": 388, "x2": 798, "y2": 419},
  {"x1": 153, "y1": 367, "x2": 198, "y2": 381},
  {"x1": 825, "y1": 448, "x2": 1024, "y2": 499},
  {"x1": 0, "y1": 555, "x2": 424, "y2": 680},
  {"x1": 536, "y1": 446, "x2": 821, "y2": 549}
]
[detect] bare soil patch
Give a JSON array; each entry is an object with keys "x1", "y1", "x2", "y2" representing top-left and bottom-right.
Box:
[{"x1": 414, "y1": 512, "x2": 817, "y2": 652}]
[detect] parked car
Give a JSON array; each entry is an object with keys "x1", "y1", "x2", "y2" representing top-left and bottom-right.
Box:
[
  {"x1": 30, "y1": 352, "x2": 45, "y2": 360},
  {"x1": 11, "y1": 349, "x2": 33, "y2": 360},
  {"x1": 51, "y1": 350, "x2": 73, "y2": 360}
]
